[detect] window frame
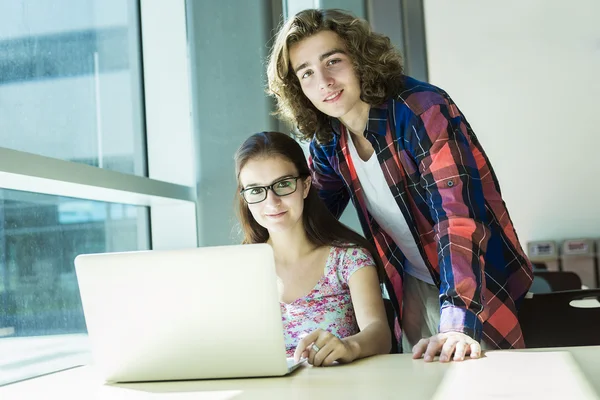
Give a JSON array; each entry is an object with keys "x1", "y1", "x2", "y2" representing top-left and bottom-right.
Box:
[{"x1": 0, "y1": 0, "x2": 198, "y2": 251}]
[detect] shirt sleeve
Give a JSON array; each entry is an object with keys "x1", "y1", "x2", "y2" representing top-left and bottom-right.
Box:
[
  {"x1": 412, "y1": 99, "x2": 491, "y2": 342},
  {"x1": 337, "y1": 247, "x2": 376, "y2": 287},
  {"x1": 308, "y1": 138, "x2": 351, "y2": 219}
]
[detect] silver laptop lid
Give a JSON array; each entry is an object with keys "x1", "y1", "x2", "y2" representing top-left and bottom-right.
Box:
[{"x1": 74, "y1": 244, "x2": 289, "y2": 382}]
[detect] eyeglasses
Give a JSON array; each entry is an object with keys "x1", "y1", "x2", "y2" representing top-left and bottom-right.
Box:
[{"x1": 240, "y1": 176, "x2": 301, "y2": 204}]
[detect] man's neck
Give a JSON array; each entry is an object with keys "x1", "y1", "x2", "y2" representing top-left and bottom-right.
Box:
[{"x1": 339, "y1": 101, "x2": 370, "y2": 136}]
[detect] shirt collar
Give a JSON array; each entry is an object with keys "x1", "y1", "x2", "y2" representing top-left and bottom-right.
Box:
[
  {"x1": 366, "y1": 102, "x2": 389, "y2": 137},
  {"x1": 329, "y1": 101, "x2": 390, "y2": 137}
]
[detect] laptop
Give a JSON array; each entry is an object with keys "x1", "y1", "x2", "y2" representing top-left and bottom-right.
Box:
[{"x1": 74, "y1": 243, "x2": 304, "y2": 383}]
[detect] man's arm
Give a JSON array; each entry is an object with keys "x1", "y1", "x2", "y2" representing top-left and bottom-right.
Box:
[
  {"x1": 308, "y1": 138, "x2": 350, "y2": 219},
  {"x1": 413, "y1": 101, "x2": 491, "y2": 342}
]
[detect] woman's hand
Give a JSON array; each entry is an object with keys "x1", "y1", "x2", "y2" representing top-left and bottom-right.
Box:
[
  {"x1": 412, "y1": 332, "x2": 482, "y2": 362},
  {"x1": 294, "y1": 328, "x2": 358, "y2": 367}
]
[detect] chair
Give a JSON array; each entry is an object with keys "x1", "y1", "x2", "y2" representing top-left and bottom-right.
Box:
[
  {"x1": 530, "y1": 271, "x2": 582, "y2": 293},
  {"x1": 519, "y1": 289, "x2": 600, "y2": 348},
  {"x1": 383, "y1": 298, "x2": 399, "y2": 354}
]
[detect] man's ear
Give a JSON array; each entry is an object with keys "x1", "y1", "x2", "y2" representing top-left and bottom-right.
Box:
[{"x1": 302, "y1": 175, "x2": 312, "y2": 199}]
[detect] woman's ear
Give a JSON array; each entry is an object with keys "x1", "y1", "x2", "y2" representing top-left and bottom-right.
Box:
[{"x1": 302, "y1": 176, "x2": 312, "y2": 199}]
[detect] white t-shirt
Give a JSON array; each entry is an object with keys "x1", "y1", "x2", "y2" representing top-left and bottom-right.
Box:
[{"x1": 346, "y1": 133, "x2": 434, "y2": 284}]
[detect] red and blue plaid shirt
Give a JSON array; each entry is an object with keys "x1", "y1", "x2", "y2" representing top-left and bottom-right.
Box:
[{"x1": 308, "y1": 76, "x2": 533, "y2": 349}]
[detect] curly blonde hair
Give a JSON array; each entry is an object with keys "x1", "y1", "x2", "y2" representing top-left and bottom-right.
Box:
[{"x1": 267, "y1": 9, "x2": 404, "y2": 143}]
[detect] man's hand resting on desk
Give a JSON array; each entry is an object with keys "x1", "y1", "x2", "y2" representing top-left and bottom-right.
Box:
[
  {"x1": 412, "y1": 332, "x2": 482, "y2": 362},
  {"x1": 293, "y1": 329, "x2": 357, "y2": 367}
]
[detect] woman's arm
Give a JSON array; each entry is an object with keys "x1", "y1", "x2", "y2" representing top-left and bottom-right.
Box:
[
  {"x1": 342, "y1": 266, "x2": 392, "y2": 359},
  {"x1": 293, "y1": 265, "x2": 391, "y2": 366}
]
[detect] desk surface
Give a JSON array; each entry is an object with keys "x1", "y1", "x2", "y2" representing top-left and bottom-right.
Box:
[{"x1": 2, "y1": 346, "x2": 599, "y2": 400}]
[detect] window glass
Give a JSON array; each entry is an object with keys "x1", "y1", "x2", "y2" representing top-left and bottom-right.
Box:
[
  {"x1": 0, "y1": 188, "x2": 150, "y2": 385},
  {"x1": 0, "y1": 0, "x2": 146, "y2": 175}
]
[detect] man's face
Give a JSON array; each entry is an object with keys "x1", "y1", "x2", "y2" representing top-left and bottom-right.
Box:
[{"x1": 289, "y1": 30, "x2": 363, "y2": 120}]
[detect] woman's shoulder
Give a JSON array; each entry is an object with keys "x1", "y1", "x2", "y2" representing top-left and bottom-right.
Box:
[
  {"x1": 330, "y1": 244, "x2": 374, "y2": 259},
  {"x1": 328, "y1": 245, "x2": 376, "y2": 282}
]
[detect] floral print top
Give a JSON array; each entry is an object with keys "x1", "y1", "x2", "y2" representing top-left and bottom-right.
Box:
[{"x1": 280, "y1": 246, "x2": 376, "y2": 357}]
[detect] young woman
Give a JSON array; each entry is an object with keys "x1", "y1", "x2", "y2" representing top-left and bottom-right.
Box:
[{"x1": 234, "y1": 131, "x2": 391, "y2": 367}]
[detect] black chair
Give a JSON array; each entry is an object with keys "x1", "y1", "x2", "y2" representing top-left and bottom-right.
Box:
[
  {"x1": 519, "y1": 289, "x2": 600, "y2": 348},
  {"x1": 530, "y1": 271, "x2": 582, "y2": 294},
  {"x1": 383, "y1": 298, "x2": 399, "y2": 354}
]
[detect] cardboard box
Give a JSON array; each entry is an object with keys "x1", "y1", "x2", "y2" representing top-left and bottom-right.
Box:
[
  {"x1": 527, "y1": 240, "x2": 559, "y2": 271},
  {"x1": 561, "y1": 239, "x2": 597, "y2": 288}
]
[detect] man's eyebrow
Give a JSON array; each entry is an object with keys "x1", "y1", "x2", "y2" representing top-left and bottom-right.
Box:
[
  {"x1": 245, "y1": 174, "x2": 295, "y2": 188},
  {"x1": 319, "y1": 48, "x2": 346, "y2": 62},
  {"x1": 293, "y1": 49, "x2": 347, "y2": 74}
]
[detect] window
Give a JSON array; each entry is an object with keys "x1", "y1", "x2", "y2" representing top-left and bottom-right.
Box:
[
  {"x1": 0, "y1": 0, "x2": 196, "y2": 385},
  {"x1": 0, "y1": 190, "x2": 149, "y2": 386},
  {"x1": 0, "y1": 0, "x2": 146, "y2": 175}
]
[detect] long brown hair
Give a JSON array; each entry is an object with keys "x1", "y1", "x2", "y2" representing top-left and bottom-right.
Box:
[
  {"x1": 234, "y1": 131, "x2": 384, "y2": 281},
  {"x1": 267, "y1": 9, "x2": 404, "y2": 143}
]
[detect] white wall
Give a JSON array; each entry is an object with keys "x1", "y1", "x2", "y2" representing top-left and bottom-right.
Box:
[{"x1": 423, "y1": 0, "x2": 600, "y2": 246}]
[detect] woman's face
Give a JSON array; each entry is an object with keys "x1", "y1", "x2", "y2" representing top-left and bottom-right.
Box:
[{"x1": 239, "y1": 155, "x2": 311, "y2": 235}]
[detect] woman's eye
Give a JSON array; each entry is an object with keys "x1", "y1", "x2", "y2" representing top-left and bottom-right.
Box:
[
  {"x1": 327, "y1": 58, "x2": 341, "y2": 66},
  {"x1": 249, "y1": 188, "x2": 264, "y2": 195},
  {"x1": 276, "y1": 181, "x2": 291, "y2": 188}
]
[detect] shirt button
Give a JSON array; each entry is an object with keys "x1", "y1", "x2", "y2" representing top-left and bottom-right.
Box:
[{"x1": 447, "y1": 180, "x2": 454, "y2": 187}]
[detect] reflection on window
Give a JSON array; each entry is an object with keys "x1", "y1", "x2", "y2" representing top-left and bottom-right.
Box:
[
  {"x1": 0, "y1": 0, "x2": 146, "y2": 176},
  {"x1": 0, "y1": 189, "x2": 150, "y2": 385}
]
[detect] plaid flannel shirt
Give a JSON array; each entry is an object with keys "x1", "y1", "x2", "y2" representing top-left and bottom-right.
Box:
[{"x1": 308, "y1": 76, "x2": 533, "y2": 349}]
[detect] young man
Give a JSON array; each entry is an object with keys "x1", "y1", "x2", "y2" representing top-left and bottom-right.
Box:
[{"x1": 267, "y1": 9, "x2": 533, "y2": 362}]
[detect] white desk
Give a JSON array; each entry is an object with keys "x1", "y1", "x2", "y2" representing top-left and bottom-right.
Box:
[{"x1": 2, "y1": 346, "x2": 599, "y2": 399}]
